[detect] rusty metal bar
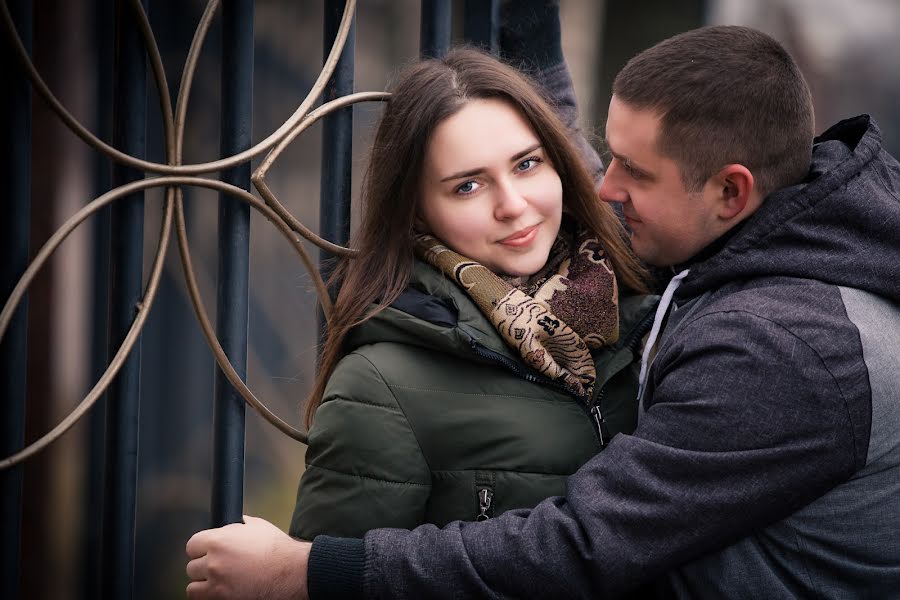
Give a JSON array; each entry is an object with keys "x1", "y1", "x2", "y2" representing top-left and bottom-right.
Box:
[
  {"x1": 0, "y1": 2, "x2": 32, "y2": 597},
  {"x1": 420, "y1": 0, "x2": 451, "y2": 59},
  {"x1": 101, "y1": 1, "x2": 148, "y2": 598},
  {"x1": 211, "y1": 0, "x2": 254, "y2": 528}
]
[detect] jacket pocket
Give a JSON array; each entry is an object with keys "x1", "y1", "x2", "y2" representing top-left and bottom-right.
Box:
[{"x1": 474, "y1": 471, "x2": 496, "y2": 521}]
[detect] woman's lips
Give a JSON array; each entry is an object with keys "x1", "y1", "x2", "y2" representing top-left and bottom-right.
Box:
[{"x1": 499, "y1": 224, "x2": 539, "y2": 247}]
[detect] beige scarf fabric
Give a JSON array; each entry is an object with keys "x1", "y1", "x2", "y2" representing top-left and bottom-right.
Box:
[{"x1": 414, "y1": 227, "x2": 619, "y2": 400}]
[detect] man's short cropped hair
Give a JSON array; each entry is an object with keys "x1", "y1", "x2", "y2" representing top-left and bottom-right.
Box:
[{"x1": 612, "y1": 25, "x2": 815, "y2": 198}]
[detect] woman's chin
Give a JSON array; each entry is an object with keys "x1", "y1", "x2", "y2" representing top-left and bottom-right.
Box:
[{"x1": 492, "y1": 255, "x2": 550, "y2": 278}]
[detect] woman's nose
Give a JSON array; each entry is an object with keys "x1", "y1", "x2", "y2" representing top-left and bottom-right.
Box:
[{"x1": 493, "y1": 179, "x2": 529, "y2": 220}]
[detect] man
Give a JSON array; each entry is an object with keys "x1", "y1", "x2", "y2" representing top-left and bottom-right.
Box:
[{"x1": 186, "y1": 25, "x2": 900, "y2": 599}]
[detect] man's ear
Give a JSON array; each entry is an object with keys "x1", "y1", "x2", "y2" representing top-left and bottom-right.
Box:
[{"x1": 712, "y1": 164, "x2": 755, "y2": 220}]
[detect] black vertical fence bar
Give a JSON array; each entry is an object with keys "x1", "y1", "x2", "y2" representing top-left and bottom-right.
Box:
[
  {"x1": 318, "y1": 0, "x2": 355, "y2": 338},
  {"x1": 84, "y1": 0, "x2": 113, "y2": 597},
  {"x1": 463, "y1": 0, "x2": 499, "y2": 54},
  {"x1": 101, "y1": 1, "x2": 147, "y2": 599},
  {"x1": 211, "y1": 0, "x2": 254, "y2": 528},
  {"x1": 420, "y1": 0, "x2": 451, "y2": 59},
  {"x1": 0, "y1": 2, "x2": 32, "y2": 598}
]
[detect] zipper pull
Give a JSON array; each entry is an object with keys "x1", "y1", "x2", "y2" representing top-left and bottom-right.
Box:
[
  {"x1": 590, "y1": 405, "x2": 611, "y2": 448},
  {"x1": 476, "y1": 487, "x2": 493, "y2": 521}
]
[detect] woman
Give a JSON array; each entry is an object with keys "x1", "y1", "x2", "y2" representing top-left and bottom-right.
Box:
[{"x1": 289, "y1": 48, "x2": 657, "y2": 539}]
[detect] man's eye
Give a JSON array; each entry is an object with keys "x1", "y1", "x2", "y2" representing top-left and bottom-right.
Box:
[{"x1": 624, "y1": 164, "x2": 643, "y2": 180}]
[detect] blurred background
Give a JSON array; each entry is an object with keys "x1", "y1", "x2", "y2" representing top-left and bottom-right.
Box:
[{"x1": 3, "y1": 0, "x2": 898, "y2": 598}]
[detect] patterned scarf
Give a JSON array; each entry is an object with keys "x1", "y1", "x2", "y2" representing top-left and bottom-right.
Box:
[{"x1": 414, "y1": 226, "x2": 619, "y2": 400}]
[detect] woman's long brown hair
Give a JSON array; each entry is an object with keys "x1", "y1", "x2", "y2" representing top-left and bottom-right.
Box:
[{"x1": 304, "y1": 48, "x2": 649, "y2": 427}]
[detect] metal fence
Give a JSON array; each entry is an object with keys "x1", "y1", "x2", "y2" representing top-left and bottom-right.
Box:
[
  {"x1": 0, "y1": 0, "x2": 504, "y2": 598},
  {"x1": 5, "y1": 1, "x2": 897, "y2": 598}
]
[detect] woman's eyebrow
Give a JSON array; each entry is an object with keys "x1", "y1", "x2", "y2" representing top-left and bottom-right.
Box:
[
  {"x1": 441, "y1": 167, "x2": 484, "y2": 182},
  {"x1": 439, "y1": 143, "x2": 543, "y2": 182},
  {"x1": 510, "y1": 143, "x2": 542, "y2": 162}
]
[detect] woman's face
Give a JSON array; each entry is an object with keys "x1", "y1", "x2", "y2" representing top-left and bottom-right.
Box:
[{"x1": 418, "y1": 98, "x2": 563, "y2": 277}]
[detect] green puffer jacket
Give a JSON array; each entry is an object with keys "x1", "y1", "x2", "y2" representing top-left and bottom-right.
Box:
[{"x1": 289, "y1": 260, "x2": 658, "y2": 539}]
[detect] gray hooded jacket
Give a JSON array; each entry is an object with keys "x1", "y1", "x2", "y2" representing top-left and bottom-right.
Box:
[{"x1": 308, "y1": 116, "x2": 900, "y2": 599}]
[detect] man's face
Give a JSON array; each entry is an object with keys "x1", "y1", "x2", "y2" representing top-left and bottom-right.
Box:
[{"x1": 599, "y1": 96, "x2": 724, "y2": 267}]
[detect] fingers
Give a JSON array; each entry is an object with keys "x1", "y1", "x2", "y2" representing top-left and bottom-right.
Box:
[
  {"x1": 186, "y1": 529, "x2": 213, "y2": 559},
  {"x1": 186, "y1": 555, "x2": 208, "y2": 582},
  {"x1": 186, "y1": 579, "x2": 208, "y2": 599},
  {"x1": 184, "y1": 517, "x2": 275, "y2": 600}
]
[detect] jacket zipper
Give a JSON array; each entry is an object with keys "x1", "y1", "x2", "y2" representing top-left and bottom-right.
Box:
[
  {"x1": 469, "y1": 307, "x2": 656, "y2": 449},
  {"x1": 586, "y1": 309, "x2": 657, "y2": 447},
  {"x1": 589, "y1": 393, "x2": 612, "y2": 448},
  {"x1": 476, "y1": 486, "x2": 494, "y2": 521},
  {"x1": 623, "y1": 308, "x2": 657, "y2": 355},
  {"x1": 470, "y1": 340, "x2": 607, "y2": 443},
  {"x1": 469, "y1": 340, "x2": 570, "y2": 392}
]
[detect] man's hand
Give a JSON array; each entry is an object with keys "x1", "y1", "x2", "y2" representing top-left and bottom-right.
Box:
[{"x1": 185, "y1": 515, "x2": 311, "y2": 600}]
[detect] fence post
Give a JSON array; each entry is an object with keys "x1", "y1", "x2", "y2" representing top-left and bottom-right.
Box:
[
  {"x1": 101, "y1": 0, "x2": 148, "y2": 598},
  {"x1": 318, "y1": 0, "x2": 355, "y2": 336},
  {"x1": 420, "y1": 0, "x2": 451, "y2": 59},
  {"x1": 0, "y1": 2, "x2": 32, "y2": 598},
  {"x1": 464, "y1": 0, "x2": 499, "y2": 54},
  {"x1": 211, "y1": 0, "x2": 254, "y2": 528},
  {"x1": 84, "y1": 1, "x2": 114, "y2": 597}
]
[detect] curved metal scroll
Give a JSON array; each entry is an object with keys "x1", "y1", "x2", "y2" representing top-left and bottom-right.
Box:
[{"x1": 0, "y1": 0, "x2": 390, "y2": 469}]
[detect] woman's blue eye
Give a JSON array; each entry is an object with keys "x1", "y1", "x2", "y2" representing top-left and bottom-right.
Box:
[
  {"x1": 456, "y1": 181, "x2": 477, "y2": 194},
  {"x1": 517, "y1": 157, "x2": 540, "y2": 172}
]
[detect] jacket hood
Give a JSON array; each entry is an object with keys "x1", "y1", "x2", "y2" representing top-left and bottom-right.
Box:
[{"x1": 678, "y1": 116, "x2": 900, "y2": 302}]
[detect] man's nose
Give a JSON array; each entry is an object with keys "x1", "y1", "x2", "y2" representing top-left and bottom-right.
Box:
[{"x1": 598, "y1": 161, "x2": 627, "y2": 204}]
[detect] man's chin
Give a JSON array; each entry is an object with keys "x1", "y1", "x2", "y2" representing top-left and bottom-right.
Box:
[{"x1": 633, "y1": 247, "x2": 674, "y2": 269}]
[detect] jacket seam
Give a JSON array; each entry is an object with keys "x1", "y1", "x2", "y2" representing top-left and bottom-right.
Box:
[
  {"x1": 302, "y1": 463, "x2": 430, "y2": 488},
  {"x1": 431, "y1": 467, "x2": 574, "y2": 477},
  {"x1": 872, "y1": 159, "x2": 900, "y2": 202},
  {"x1": 323, "y1": 394, "x2": 399, "y2": 413},
  {"x1": 788, "y1": 523, "x2": 819, "y2": 596},
  {"x1": 676, "y1": 308, "x2": 860, "y2": 468},
  {"x1": 353, "y1": 352, "x2": 435, "y2": 473},
  {"x1": 386, "y1": 385, "x2": 570, "y2": 402}
]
